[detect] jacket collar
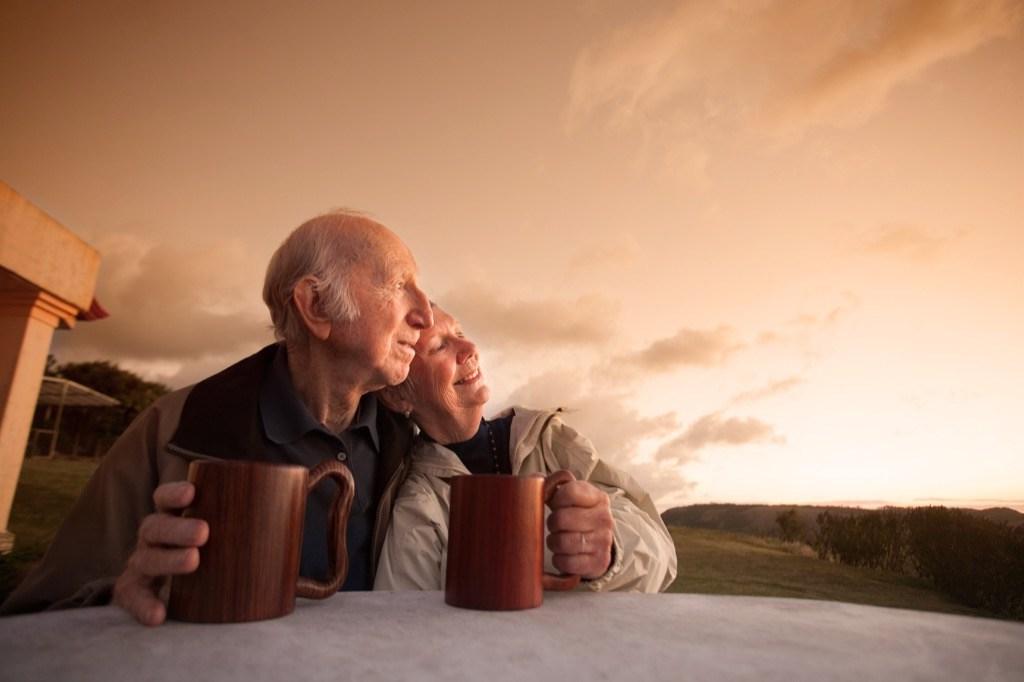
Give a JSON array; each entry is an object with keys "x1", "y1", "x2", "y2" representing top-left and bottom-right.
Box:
[
  {"x1": 169, "y1": 343, "x2": 406, "y2": 471},
  {"x1": 407, "y1": 407, "x2": 563, "y2": 477}
]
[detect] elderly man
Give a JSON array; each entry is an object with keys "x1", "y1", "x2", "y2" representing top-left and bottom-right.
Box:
[{"x1": 2, "y1": 211, "x2": 432, "y2": 624}]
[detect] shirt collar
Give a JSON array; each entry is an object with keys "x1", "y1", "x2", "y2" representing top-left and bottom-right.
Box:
[
  {"x1": 351, "y1": 390, "x2": 380, "y2": 451},
  {"x1": 260, "y1": 344, "x2": 380, "y2": 450}
]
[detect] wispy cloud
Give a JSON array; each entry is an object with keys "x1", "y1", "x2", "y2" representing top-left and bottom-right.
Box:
[
  {"x1": 912, "y1": 498, "x2": 1024, "y2": 511},
  {"x1": 758, "y1": 292, "x2": 860, "y2": 345},
  {"x1": 861, "y1": 225, "x2": 965, "y2": 261},
  {"x1": 502, "y1": 360, "x2": 784, "y2": 506},
  {"x1": 442, "y1": 285, "x2": 618, "y2": 349},
  {"x1": 773, "y1": 1, "x2": 1023, "y2": 134},
  {"x1": 618, "y1": 325, "x2": 743, "y2": 373},
  {"x1": 504, "y1": 367, "x2": 679, "y2": 460},
  {"x1": 727, "y1": 376, "x2": 804, "y2": 406},
  {"x1": 655, "y1": 412, "x2": 785, "y2": 463},
  {"x1": 489, "y1": 299, "x2": 852, "y2": 508},
  {"x1": 623, "y1": 458, "x2": 699, "y2": 510},
  {"x1": 567, "y1": 233, "x2": 642, "y2": 274},
  {"x1": 501, "y1": 367, "x2": 690, "y2": 509},
  {"x1": 565, "y1": 0, "x2": 1023, "y2": 183}
]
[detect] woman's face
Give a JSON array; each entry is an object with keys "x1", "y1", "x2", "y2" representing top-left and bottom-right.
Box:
[{"x1": 407, "y1": 307, "x2": 490, "y2": 421}]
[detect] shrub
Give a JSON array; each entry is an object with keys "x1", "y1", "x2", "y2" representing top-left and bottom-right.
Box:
[{"x1": 815, "y1": 506, "x2": 1024, "y2": 619}]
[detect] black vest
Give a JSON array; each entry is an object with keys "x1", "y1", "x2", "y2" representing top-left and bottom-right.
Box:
[{"x1": 167, "y1": 344, "x2": 414, "y2": 575}]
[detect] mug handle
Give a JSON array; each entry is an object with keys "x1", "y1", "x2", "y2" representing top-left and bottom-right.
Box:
[
  {"x1": 296, "y1": 460, "x2": 356, "y2": 599},
  {"x1": 541, "y1": 469, "x2": 582, "y2": 591}
]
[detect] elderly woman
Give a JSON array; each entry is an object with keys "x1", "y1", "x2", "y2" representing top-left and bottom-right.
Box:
[{"x1": 374, "y1": 306, "x2": 677, "y2": 592}]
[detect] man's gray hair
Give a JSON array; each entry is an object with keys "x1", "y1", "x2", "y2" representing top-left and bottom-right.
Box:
[{"x1": 263, "y1": 210, "x2": 378, "y2": 345}]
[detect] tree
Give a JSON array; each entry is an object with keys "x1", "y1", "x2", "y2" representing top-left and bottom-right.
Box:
[
  {"x1": 775, "y1": 508, "x2": 804, "y2": 543},
  {"x1": 34, "y1": 360, "x2": 170, "y2": 457},
  {"x1": 44, "y1": 354, "x2": 60, "y2": 377},
  {"x1": 55, "y1": 361, "x2": 169, "y2": 418}
]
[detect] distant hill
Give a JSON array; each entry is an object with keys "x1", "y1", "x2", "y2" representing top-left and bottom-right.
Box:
[
  {"x1": 661, "y1": 503, "x2": 1024, "y2": 538},
  {"x1": 973, "y1": 506, "x2": 1024, "y2": 527}
]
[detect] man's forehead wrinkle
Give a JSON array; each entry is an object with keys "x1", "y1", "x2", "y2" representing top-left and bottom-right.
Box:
[
  {"x1": 350, "y1": 223, "x2": 415, "y2": 283},
  {"x1": 373, "y1": 250, "x2": 406, "y2": 285}
]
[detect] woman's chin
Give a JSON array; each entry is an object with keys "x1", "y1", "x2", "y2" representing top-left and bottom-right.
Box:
[{"x1": 459, "y1": 384, "x2": 490, "y2": 409}]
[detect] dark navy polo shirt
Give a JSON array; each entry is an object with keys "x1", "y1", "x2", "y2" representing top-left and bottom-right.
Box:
[{"x1": 258, "y1": 346, "x2": 379, "y2": 591}]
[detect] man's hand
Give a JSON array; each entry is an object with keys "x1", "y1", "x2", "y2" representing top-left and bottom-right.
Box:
[
  {"x1": 546, "y1": 478, "x2": 615, "y2": 579},
  {"x1": 113, "y1": 481, "x2": 209, "y2": 626}
]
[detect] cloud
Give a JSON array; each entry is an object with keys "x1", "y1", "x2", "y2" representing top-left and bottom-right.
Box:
[
  {"x1": 774, "y1": 1, "x2": 1023, "y2": 133},
  {"x1": 500, "y1": 367, "x2": 690, "y2": 510},
  {"x1": 727, "y1": 376, "x2": 804, "y2": 406},
  {"x1": 503, "y1": 368, "x2": 679, "y2": 461},
  {"x1": 54, "y1": 232, "x2": 274, "y2": 386},
  {"x1": 912, "y1": 498, "x2": 1024, "y2": 512},
  {"x1": 565, "y1": 0, "x2": 1023, "y2": 181},
  {"x1": 622, "y1": 458, "x2": 699, "y2": 510},
  {"x1": 861, "y1": 225, "x2": 964, "y2": 261},
  {"x1": 618, "y1": 326, "x2": 742, "y2": 372},
  {"x1": 567, "y1": 233, "x2": 642, "y2": 274},
  {"x1": 440, "y1": 285, "x2": 618, "y2": 349},
  {"x1": 758, "y1": 292, "x2": 860, "y2": 345},
  {"x1": 498, "y1": 367, "x2": 784, "y2": 507},
  {"x1": 655, "y1": 412, "x2": 785, "y2": 463}
]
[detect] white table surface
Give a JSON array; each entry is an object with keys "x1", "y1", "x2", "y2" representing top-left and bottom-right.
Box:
[{"x1": 1, "y1": 591, "x2": 1022, "y2": 681}]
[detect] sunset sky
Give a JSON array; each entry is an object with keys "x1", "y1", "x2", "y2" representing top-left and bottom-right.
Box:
[{"x1": 2, "y1": 1, "x2": 1022, "y2": 511}]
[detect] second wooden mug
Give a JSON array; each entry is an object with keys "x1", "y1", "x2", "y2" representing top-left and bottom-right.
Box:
[
  {"x1": 445, "y1": 470, "x2": 581, "y2": 610},
  {"x1": 167, "y1": 459, "x2": 354, "y2": 623}
]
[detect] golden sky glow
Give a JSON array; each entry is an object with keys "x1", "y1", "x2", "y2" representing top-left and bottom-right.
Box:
[{"x1": 2, "y1": 1, "x2": 1021, "y2": 510}]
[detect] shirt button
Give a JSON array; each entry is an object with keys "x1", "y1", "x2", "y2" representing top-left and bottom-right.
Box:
[{"x1": 336, "y1": 451, "x2": 348, "y2": 462}]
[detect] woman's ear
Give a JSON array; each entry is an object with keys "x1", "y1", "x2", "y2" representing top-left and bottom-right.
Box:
[
  {"x1": 377, "y1": 385, "x2": 413, "y2": 416},
  {"x1": 292, "y1": 277, "x2": 333, "y2": 341}
]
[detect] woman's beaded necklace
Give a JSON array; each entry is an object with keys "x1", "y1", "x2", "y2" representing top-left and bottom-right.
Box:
[{"x1": 485, "y1": 420, "x2": 501, "y2": 473}]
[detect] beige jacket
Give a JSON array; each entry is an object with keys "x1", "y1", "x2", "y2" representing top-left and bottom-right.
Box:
[{"x1": 374, "y1": 408, "x2": 677, "y2": 593}]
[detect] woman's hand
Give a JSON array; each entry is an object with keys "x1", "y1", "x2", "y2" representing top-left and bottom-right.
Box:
[{"x1": 546, "y1": 480, "x2": 615, "y2": 579}]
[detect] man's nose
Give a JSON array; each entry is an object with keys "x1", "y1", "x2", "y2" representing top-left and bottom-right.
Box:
[{"x1": 407, "y1": 284, "x2": 433, "y2": 330}]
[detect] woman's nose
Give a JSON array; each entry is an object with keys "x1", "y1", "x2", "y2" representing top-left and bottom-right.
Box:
[{"x1": 456, "y1": 339, "x2": 476, "y2": 364}]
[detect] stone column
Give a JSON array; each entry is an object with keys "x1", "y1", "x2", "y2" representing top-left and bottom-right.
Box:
[{"x1": 0, "y1": 290, "x2": 77, "y2": 553}]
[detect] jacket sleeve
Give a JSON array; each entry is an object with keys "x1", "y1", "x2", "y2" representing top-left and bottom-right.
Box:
[
  {"x1": 543, "y1": 417, "x2": 678, "y2": 594},
  {"x1": 373, "y1": 479, "x2": 446, "y2": 591},
  {"x1": 0, "y1": 394, "x2": 185, "y2": 615}
]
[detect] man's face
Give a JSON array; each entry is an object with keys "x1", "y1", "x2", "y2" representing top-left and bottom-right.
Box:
[{"x1": 331, "y1": 232, "x2": 433, "y2": 390}]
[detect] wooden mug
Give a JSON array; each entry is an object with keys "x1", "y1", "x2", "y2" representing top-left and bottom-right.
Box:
[
  {"x1": 445, "y1": 470, "x2": 581, "y2": 610},
  {"x1": 167, "y1": 459, "x2": 354, "y2": 623}
]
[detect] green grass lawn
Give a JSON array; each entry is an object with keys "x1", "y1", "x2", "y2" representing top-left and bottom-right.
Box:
[
  {"x1": 665, "y1": 525, "x2": 987, "y2": 618},
  {"x1": 0, "y1": 456, "x2": 99, "y2": 603}
]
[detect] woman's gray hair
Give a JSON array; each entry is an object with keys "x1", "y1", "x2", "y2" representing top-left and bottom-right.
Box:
[{"x1": 262, "y1": 209, "x2": 377, "y2": 345}]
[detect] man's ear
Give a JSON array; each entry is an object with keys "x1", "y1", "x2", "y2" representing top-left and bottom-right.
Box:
[
  {"x1": 377, "y1": 385, "x2": 413, "y2": 416},
  {"x1": 292, "y1": 277, "x2": 333, "y2": 341}
]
